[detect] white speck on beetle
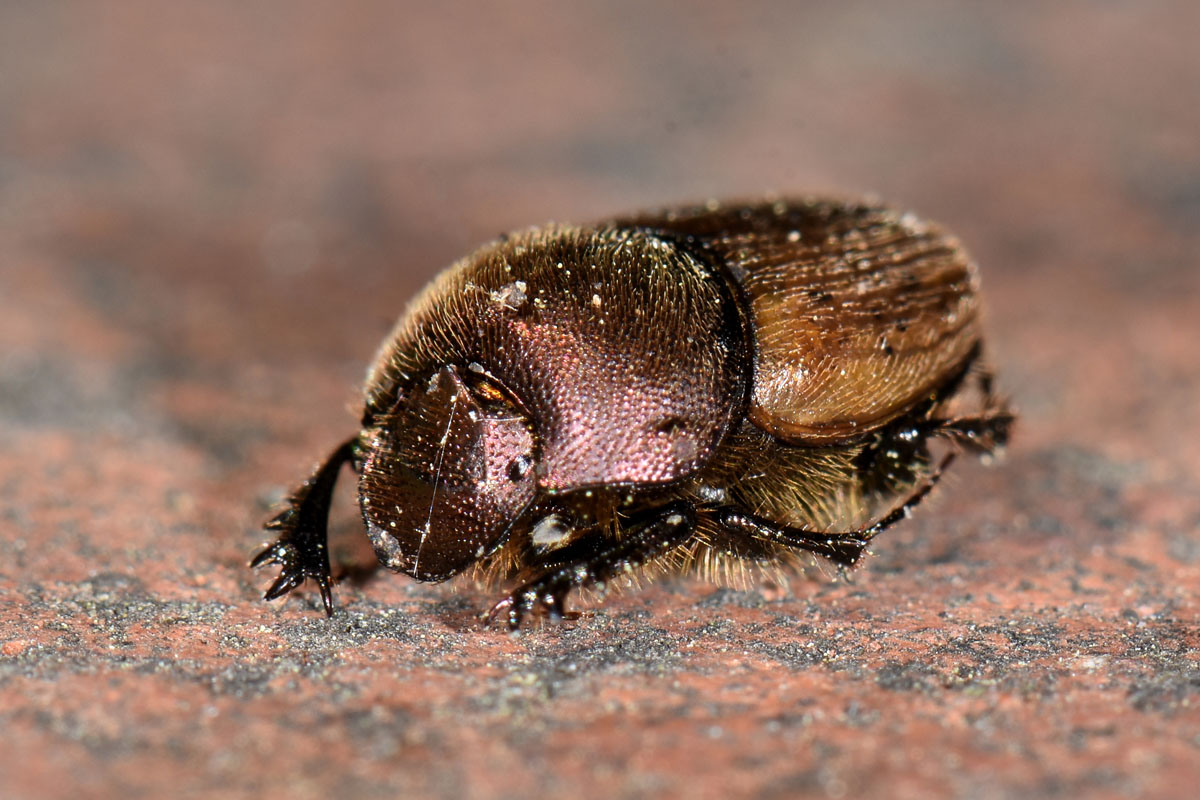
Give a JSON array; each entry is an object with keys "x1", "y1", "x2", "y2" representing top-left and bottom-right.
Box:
[
  {"x1": 531, "y1": 515, "x2": 571, "y2": 548},
  {"x1": 695, "y1": 484, "x2": 727, "y2": 504},
  {"x1": 490, "y1": 281, "x2": 528, "y2": 311},
  {"x1": 672, "y1": 437, "x2": 698, "y2": 463}
]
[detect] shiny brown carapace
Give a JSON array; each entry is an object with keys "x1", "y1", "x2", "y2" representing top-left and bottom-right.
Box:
[{"x1": 252, "y1": 197, "x2": 1013, "y2": 629}]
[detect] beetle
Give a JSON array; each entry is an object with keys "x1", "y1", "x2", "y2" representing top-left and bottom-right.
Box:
[{"x1": 252, "y1": 197, "x2": 1013, "y2": 629}]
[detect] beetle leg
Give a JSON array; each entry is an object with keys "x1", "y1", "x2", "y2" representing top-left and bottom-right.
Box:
[
  {"x1": 716, "y1": 452, "x2": 956, "y2": 567},
  {"x1": 976, "y1": 365, "x2": 996, "y2": 404},
  {"x1": 251, "y1": 438, "x2": 356, "y2": 616},
  {"x1": 921, "y1": 408, "x2": 1014, "y2": 454},
  {"x1": 484, "y1": 501, "x2": 697, "y2": 631},
  {"x1": 921, "y1": 359, "x2": 1014, "y2": 452}
]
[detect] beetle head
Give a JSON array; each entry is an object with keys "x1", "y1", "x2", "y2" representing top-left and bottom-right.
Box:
[{"x1": 359, "y1": 365, "x2": 537, "y2": 581}]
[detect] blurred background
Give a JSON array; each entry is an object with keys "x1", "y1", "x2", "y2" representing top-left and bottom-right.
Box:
[{"x1": 1, "y1": 3, "x2": 1198, "y2": 799}]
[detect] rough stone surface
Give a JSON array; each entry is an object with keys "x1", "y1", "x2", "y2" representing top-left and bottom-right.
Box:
[{"x1": 1, "y1": 3, "x2": 1198, "y2": 799}]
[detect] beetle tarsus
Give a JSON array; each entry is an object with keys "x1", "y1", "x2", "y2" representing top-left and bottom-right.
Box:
[
  {"x1": 931, "y1": 409, "x2": 1014, "y2": 453},
  {"x1": 252, "y1": 439, "x2": 355, "y2": 617},
  {"x1": 253, "y1": 540, "x2": 335, "y2": 616},
  {"x1": 483, "y1": 595, "x2": 519, "y2": 630},
  {"x1": 484, "y1": 502, "x2": 697, "y2": 631}
]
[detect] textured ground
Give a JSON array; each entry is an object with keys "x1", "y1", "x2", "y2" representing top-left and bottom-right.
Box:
[{"x1": 2, "y1": 3, "x2": 1199, "y2": 799}]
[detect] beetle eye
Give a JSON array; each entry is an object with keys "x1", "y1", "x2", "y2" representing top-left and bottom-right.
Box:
[{"x1": 507, "y1": 455, "x2": 532, "y2": 482}]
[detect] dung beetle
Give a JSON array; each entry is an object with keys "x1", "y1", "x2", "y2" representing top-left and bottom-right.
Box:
[{"x1": 253, "y1": 197, "x2": 1013, "y2": 629}]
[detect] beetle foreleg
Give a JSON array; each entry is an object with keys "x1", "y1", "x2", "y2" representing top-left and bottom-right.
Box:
[
  {"x1": 251, "y1": 438, "x2": 356, "y2": 616},
  {"x1": 484, "y1": 501, "x2": 697, "y2": 631}
]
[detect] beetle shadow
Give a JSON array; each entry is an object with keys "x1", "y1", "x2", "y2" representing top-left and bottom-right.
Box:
[
  {"x1": 429, "y1": 593, "x2": 495, "y2": 633},
  {"x1": 327, "y1": 520, "x2": 495, "y2": 633},
  {"x1": 334, "y1": 558, "x2": 383, "y2": 586},
  {"x1": 329, "y1": 515, "x2": 383, "y2": 586}
]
